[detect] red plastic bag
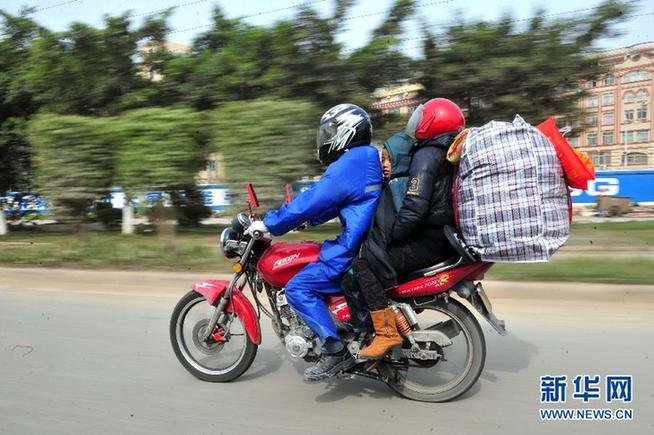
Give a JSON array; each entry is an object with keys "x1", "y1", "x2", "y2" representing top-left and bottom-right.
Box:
[{"x1": 537, "y1": 117, "x2": 595, "y2": 190}]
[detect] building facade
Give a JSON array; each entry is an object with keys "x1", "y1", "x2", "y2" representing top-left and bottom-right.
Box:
[
  {"x1": 574, "y1": 42, "x2": 653, "y2": 169},
  {"x1": 137, "y1": 42, "x2": 192, "y2": 82},
  {"x1": 369, "y1": 82, "x2": 423, "y2": 115}
]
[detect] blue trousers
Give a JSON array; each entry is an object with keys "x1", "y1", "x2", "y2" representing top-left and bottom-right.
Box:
[{"x1": 284, "y1": 261, "x2": 342, "y2": 342}]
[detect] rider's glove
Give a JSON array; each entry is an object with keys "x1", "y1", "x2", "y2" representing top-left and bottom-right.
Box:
[{"x1": 244, "y1": 220, "x2": 271, "y2": 240}]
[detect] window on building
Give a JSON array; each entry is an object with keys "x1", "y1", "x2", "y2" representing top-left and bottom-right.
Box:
[
  {"x1": 603, "y1": 74, "x2": 615, "y2": 86},
  {"x1": 587, "y1": 133, "x2": 598, "y2": 146},
  {"x1": 562, "y1": 119, "x2": 578, "y2": 129},
  {"x1": 623, "y1": 70, "x2": 651, "y2": 83},
  {"x1": 586, "y1": 79, "x2": 597, "y2": 88},
  {"x1": 602, "y1": 131, "x2": 614, "y2": 145},
  {"x1": 636, "y1": 130, "x2": 649, "y2": 142},
  {"x1": 589, "y1": 151, "x2": 611, "y2": 167},
  {"x1": 206, "y1": 160, "x2": 216, "y2": 172},
  {"x1": 586, "y1": 95, "x2": 598, "y2": 107},
  {"x1": 567, "y1": 136, "x2": 580, "y2": 147},
  {"x1": 623, "y1": 91, "x2": 635, "y2": 103},
  {"x1": 585, "y1": 115, "x2": 598, "y2": 127},
  {"x1": 637, "y1": 107, "x2": 648, "y2": 120},
  {"x1": 636, "y1": 90, "x2": 649, "y2": 103},
  {"x1": 602, "y1": 112, "x2": 614, "y2": 125},
  {"x1": 621, "y1": 131, "x2": 634, "y2": 144},
  {"x1": 623, "y1": 152, "x2": 648, "y2": 166},
  {"x1": 602, "y1": 92, "x2": 614, "y2": 105},
  {"x1": 624, "y1": 110, "x2": 634, "y2": 122}
]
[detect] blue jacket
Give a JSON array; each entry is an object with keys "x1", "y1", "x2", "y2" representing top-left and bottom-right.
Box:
[{"x1": 264, "y1": 145, "x2": 383, "y2": 280}]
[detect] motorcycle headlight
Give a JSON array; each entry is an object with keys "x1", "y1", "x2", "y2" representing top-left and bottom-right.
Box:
[{"x1": 219, "y1": 227, "x2": 239, "y2": 259}]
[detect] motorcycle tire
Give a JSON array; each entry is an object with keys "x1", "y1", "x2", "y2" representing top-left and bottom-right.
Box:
[
  {"x1": 170, "y1": 290, "x2": 258, "y2": 382},
  {"x1": 385, "y1": 297, "x2": 486, "y2": 402}
]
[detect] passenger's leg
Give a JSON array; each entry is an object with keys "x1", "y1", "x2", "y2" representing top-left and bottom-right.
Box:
[
  {"x1": 352, "y1": 257, "x2": 387, "y2": 311},
  {"x1": 340, "y1": 267, "x2": 372, "y2": 332},
  {"x1": 358, "y1": 236, "x2": 453, "y2": 359},
  {"x1": 354, "y1": 256, "x2": 402, "y2": 359}
]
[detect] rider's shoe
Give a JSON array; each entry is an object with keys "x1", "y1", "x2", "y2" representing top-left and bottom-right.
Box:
[
  {"x1": 303, "y1": 347, "x2": 356, "y2": 382},
  {"x1": 358, "y1": 307, "x2": 403, "y2": 359}
]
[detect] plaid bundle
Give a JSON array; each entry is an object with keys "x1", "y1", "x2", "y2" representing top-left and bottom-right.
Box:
[{"x1": 457, "y1": 115, "x2": 570, "y2": 262}]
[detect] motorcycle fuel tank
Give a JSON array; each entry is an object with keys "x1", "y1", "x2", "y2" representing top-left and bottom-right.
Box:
[{"x1": 256, "y1": 241, "x2": 321, "y2": 288}]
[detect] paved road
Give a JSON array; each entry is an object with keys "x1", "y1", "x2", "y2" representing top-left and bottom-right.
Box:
[{"x1": 0, "y1": 268, "x2": 652, "y2": 435}]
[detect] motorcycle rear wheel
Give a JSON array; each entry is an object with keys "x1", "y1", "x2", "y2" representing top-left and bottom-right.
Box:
[
  {"x1": 170, "y1": 290, "x2": 258, "y2": 382},
  {"x1": 385, "y1": 297, "x2": 486, "y2": 402}
]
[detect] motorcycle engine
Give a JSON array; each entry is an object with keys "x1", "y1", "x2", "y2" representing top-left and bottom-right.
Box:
[{"x1": 276, "y1": 292, "x2": 318, "y2": 359}]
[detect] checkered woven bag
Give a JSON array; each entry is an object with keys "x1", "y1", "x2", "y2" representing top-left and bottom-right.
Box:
[{"x1": 456, "y1": 115, "x2": 570, "y2": 262}]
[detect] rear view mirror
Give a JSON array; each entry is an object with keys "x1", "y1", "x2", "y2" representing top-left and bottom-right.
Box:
[
  {"x1": 247, "y1": 183, "x2": 259, "y2": 208},
  {"x1": 285, "y1": 183, "x2": 293, "y2": 204}
]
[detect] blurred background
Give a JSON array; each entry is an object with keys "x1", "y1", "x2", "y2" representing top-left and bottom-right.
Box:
[{"x1": 1, "y1": 0, "x2": 653, "y2": 283}]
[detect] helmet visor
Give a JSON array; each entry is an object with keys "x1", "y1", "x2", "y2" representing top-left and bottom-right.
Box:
[
  {"x1": 316, "y1": 121, "x2": 338, "y2": 163},
  {"x1": 405, "y1": 104, "x2": 423, "y2": 139}
]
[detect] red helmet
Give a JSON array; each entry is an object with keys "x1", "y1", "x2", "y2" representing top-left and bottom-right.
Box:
[{"x1": 406, "y1": 98, "x2": 465, "y2": 140}]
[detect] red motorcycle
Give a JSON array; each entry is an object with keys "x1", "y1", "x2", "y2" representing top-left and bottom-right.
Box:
[{"x1": 170, "y1": 186, "x2": 506, "y2": 402}]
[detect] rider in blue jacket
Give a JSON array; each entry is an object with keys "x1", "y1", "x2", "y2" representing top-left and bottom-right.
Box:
[{"x1": 245, "y1": 104, "x2": 382, "y2": 381}]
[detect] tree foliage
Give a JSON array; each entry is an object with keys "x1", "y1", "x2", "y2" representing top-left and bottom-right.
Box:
[
  {"x1": 208, "y1": 99, "x2": 322, "y2": 210},
  {"x1": 29, "y1": 114, "x2": 114, "y2": 223},
  {"x1": 0, "y1": 0, "x2": 638, "y2": 227},
  {"x1": 107, "y1": 107, "x2": 208, "y2": 192},
  {"x1": 418, "y1": 0, "x2": 633, "y2": 126},
  {"x1": 0, "y1": 8, "x2": 40, "y2": 193}
]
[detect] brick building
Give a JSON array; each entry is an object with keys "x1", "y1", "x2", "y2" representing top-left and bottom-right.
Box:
[{"x1": 574, "y1": 42, "x2": 653, "y2": 169}]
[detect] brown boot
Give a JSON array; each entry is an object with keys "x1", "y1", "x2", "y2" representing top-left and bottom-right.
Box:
[{"x1": 358, "y1": 307, "x2": 403, "y2": 359}]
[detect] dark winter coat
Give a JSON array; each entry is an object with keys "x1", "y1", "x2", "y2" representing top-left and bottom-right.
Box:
[{"x1": 360, "y1": 132, "x2": 457, "y2": 290}]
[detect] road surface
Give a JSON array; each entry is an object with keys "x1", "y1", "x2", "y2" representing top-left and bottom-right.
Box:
[{"x1": 0, "y1": 267, "x2": 652, "y2": 435}]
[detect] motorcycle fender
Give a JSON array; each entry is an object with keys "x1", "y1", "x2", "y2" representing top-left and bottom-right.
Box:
[{"x1": 191, "y1": 280, "x2": 262, "y2": 345}]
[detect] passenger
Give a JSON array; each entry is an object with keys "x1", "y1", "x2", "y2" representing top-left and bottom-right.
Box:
[{"x1": 352, "y1": 98, "x2": 465, "y2": 359}]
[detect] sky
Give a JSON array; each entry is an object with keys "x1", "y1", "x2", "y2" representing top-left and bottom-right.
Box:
[{"x1": 3, "y1": 0, "x2": 653, "y2": 55}]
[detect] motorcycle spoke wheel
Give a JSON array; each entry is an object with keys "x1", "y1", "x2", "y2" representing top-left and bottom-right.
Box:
[
  {"x1": 385, "y1": 298, "x2": 485, "y2": 402},
  {"x1": 170, "y1": 291, "x2": 257, "y2": 382}
]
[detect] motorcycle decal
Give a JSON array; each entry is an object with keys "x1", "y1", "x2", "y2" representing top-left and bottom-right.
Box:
[
  {"x1": 192, "y1": 279, "x2": 229, "y2": 304},
  {"x1": 387, "y1": 262, "x2": 493, "y2": 298},
  {"x1": 272, "y1": 252, "x2": 301, "y2": 270}
]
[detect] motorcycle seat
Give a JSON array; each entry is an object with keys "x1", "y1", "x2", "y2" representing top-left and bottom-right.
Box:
[{"x1": 399, "y1": 255, "x2": 462, "y2": 283}]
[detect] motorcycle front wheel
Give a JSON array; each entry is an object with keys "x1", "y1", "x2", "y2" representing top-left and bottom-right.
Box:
[
  {"x1": 170, "y1": 290, "x2": 258, "y2": 382},
  {"x1": 385, "y1": 297, "x2": 486, "y2": 402}
]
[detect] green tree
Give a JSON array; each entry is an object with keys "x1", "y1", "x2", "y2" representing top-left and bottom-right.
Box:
[
  {"x1": 418, "y1": 1, "x2": 632, "y2": 126},
  {"x1": 29, "y1": 114, "x2": 114, "y2": 226},
  {"x1": 107, "y1": 107, "x2": 208, "y2": 232},
  {"x1": 0, "y1": 9, "x2": 41, "y2": 234},
  {"x1": 345, "y1": 0, "x2": 417, "y2": 94},
  {"x1": 208, "y1": 98, "x2": 322, "y2": 211},
  {"x1": 18, "y1": 11, "x2": 167, "y2": 116},
  {"x1": 158, "y1": 1, "x2": 415, "y2": 110}
]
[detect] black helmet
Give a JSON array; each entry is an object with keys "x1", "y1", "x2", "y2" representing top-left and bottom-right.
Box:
[{"x1": 316, "y1": 104, "x2": 372, "y2": 165}]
